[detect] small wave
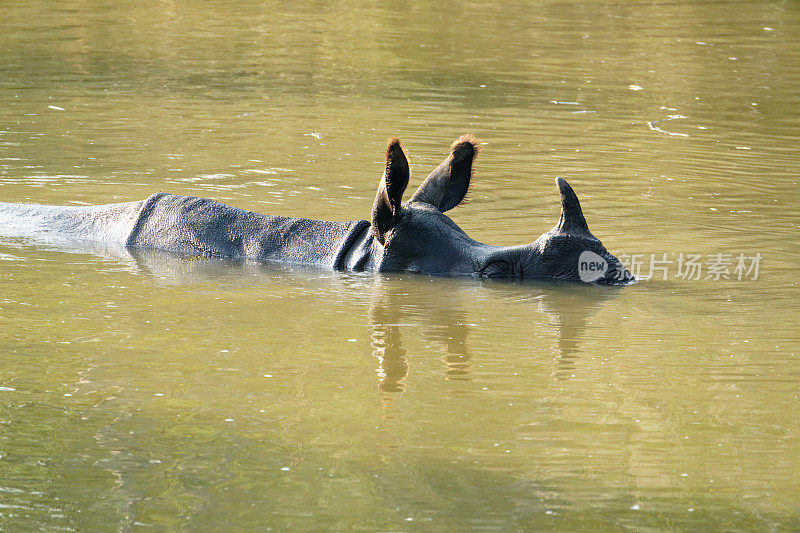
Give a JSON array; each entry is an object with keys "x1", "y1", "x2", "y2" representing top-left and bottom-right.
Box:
[{"x1": 647, "y1": 115, "x2": 690, "y2": 137}]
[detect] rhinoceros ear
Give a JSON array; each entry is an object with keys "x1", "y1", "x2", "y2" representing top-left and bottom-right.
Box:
[
  {"x1": 551, "y1": 177, "x2": 592, "y2": 237},
  {"x1": 409, "y1": 134, "x2": 480, "y2": 212},
  {"x1": 371, "y1": 138, "x2": 410, "y2": 244}
]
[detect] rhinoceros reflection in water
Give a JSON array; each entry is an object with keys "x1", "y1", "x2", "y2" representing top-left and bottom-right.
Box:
[
  {"x1": 0, "y1": 136, "x2": 633, "y2": 284},
  {"x1": 367, "y1": 274, "x2": 620, "y2": 395}
]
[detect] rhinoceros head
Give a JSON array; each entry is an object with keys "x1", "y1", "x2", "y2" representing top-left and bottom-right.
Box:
[{"x1": 369, "y1": 136, "x2": 633, "y2": 285}]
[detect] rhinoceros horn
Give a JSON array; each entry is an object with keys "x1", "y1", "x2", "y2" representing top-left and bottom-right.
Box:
[{"x1": 552, "y1": 177, "x2": 593, "y2": 238}]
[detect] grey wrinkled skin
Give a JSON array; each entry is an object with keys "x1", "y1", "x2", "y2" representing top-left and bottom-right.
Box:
[{"x1": 0, "y1": 136, "x2": 634, "y2": 285}]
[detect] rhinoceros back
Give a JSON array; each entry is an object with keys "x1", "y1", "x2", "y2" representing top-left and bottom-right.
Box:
[
  {"x1": 1, "y1": 193, "x2": 367, "y2": 266},
  {"x1": 0, "y1": 199, "x2": 144, "y2": 244},
  {"x1": 126, "y1": 193, "x2": 367, "y2": 267}
]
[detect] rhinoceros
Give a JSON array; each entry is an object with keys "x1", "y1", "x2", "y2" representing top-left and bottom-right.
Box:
[{"x1": 0, "y1": 136, "x2": 633, "y2": 284}]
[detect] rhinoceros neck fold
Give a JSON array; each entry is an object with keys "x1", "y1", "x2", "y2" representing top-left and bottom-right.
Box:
[
  {"x1": 126, "y1": 193, "x2": 368, "y2": 268},
  {"x1": 331, "y1": 219, "x2": 372, "y2": 270}
]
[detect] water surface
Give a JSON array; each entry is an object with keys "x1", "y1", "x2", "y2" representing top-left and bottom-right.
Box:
[{"x1": 1, "y1": 0, "x2": 799, "y2": 530}]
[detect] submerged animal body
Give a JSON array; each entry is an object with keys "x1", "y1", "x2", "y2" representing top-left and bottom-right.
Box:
[{"x1": 0, "y1": 136, "x2": 633, "y2": 284}]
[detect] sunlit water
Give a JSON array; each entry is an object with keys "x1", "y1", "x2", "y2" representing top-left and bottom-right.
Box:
[{"x1": 2, "y1": 1, "x2": 799, "y2": 530}]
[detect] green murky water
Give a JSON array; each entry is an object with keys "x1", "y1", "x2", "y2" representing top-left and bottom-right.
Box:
[{"x1": 2, "y1": 1, "x2": 799, "y2": 530}]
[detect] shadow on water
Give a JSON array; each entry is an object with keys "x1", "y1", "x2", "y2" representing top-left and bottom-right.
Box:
[
  {"x1": 366, "y1": 274, "x2": 622, "y2": 393},
  {"x1": 531, "y1": 282, "x2": 625, "y2": 380},
  {"x1": 487, "y1": 280, "x2": 627, "y2": 382},
  {"x1": 5, "y1": 238, "x2": 624, "y2": 392},
  {"x1": 104, "y1": 243, "x2": 621, "y2": 391},
  {"x1": 367, "y1": 275, "x2": 474, "y2": 393},
  {"x1": 4, "y1": 243, "x2": 795, "y2": 530}
]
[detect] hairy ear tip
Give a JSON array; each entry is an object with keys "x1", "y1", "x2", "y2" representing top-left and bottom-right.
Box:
[
  {"x1": 386, "y1": 137, "x2": 409, "y2": 162},
  {"x1": 451, "y1": 134, "x2": 482, "y2": 158},
  {"x1": 386, "y1": 137, "x2": 405, "y2": 155}
]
